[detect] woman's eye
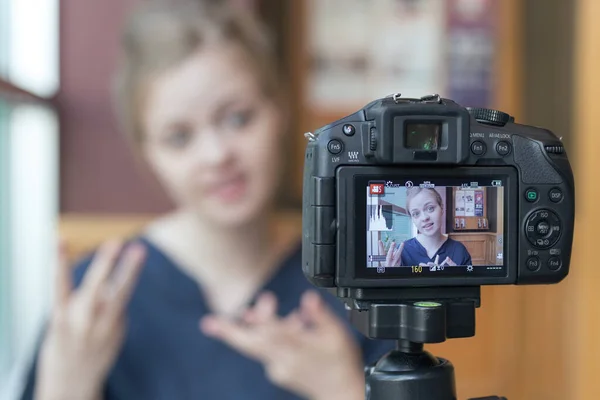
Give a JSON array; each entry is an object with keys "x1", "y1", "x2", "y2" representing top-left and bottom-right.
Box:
[
  {"x1": 223, "y1": 109, "x2": 254, "y2": 130},
  {"x1": 427, "y1": 206, "x2": 435, "y2": 213},
  {"x1": 411, "y1": 212, "x2": 420, "y2": 218},
  {"x1": 164, "y1": 129, "x2": 193, "y2": 149}
]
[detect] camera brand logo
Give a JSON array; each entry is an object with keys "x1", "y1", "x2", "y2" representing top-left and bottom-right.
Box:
[{"x1": 369, "y1": 183, "x2": 385, "y2": 195}]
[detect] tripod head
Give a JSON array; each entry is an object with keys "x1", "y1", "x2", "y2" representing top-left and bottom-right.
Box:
[{"x1": 337, "y1": 286, "x2": 506, "y2": 400}]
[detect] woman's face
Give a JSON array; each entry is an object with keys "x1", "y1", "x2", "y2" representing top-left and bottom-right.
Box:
[
  {"x1": 141, "y1": 44, "x2": 285, "y2": 227},
  {"x1": 408, "y1": 190, "x2": 443, "y2": 237}
]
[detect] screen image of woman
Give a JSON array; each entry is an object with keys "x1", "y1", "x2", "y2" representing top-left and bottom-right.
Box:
[{"x1": 374, "y1": 187, "x2": 473, "y2": 268}]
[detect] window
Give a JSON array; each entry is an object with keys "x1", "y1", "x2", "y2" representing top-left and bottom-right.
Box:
[
  {"x1": 0, "y1": 1, "x2": 60, "y2": 398},
  {"x1": 0, "y1": 99, "x2": 60, "y2": 400},
  {"x1": 0, "y1": 99, "x2": 11, "y2": 382},
  {"x1": 0, "y1": 0, "x2": 60, "y2": 97}
]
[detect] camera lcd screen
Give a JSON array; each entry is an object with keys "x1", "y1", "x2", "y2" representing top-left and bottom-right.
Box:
[
  {"x1": 363, "y1": 178, "x2": 506, "y2": 278},
  {"x1": 405, "y1": 123, "x2": 441, "y2": 150}
]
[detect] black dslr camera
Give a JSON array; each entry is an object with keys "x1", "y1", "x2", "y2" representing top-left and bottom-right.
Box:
[{"x1": 301, "y1": 93, "x2": 574, "y2": 400}]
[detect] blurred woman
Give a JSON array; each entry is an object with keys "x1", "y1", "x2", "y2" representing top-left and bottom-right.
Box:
[{"x1": 20, "y1": 1, "x2": 393, "y2": 399}]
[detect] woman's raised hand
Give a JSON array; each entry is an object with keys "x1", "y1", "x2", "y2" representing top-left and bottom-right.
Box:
[
  {"x1": 200, "y1": 291, "x2": 366, "y2": 400},
  {"x1": 378, "y1": 240, "x2": 404, "y2": 268},
  {"x1": 34, "y1": 240, "x2": 146, "y2": 400}
]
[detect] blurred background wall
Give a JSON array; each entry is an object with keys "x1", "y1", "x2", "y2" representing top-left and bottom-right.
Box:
[
  {"x1": 57, "y1": 0, "x2": 171, "y2": 213},
  {"x1": 1, "y1": 0, "x2": 598, "y2": 399}
]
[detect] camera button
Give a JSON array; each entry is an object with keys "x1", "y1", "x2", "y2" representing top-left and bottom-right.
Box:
[
  {"x1": 471, "y1": 141, "x2": 486, "y2": 156},
  {"x1": 525, "y1": 188, "x2": 538, "y2": 202},
  {"x1": 526, "y1": 256, "x2": 541, "y2": 271},
  {"x1": 342, "y1": 124, "x2": 356, "y2": 136},
  {"x1": 548, "y1": 256, "x2": 562, "y2": 271},
  {"x1": 496, "y1": 141, "x2": 512, "y2": 156},
  {"x1": 536, "y1": 221, "x2": 551, "y2": 236},
  {"x1": 327, "y1": 139, "x2": 343, "y2": 154},
  {"x1": 549, "y1": 188, "x2": 563, "y2": 203},
  {"x1": 547, "y1": 223, "x2": 562, "y2": 245}
]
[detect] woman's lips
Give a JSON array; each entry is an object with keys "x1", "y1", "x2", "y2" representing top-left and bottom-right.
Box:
[
  {"x1": 422, "y1": 222, "x2": 434, "y2": 231},
  {"x1": 204, "y1": 175, "x2": 248, "y2": 202}
]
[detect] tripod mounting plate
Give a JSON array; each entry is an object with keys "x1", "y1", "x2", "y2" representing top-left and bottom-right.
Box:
[{"x1": 342, "y1": 286, "x2": 480, "y2": 342}]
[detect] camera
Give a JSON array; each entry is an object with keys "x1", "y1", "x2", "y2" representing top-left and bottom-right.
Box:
[
  {"x1": 301, "y1": 93, "x2": 574, "y2": 399},
  {"x1": 302, "y1": 93, "x2": 574, "y2": 292}
]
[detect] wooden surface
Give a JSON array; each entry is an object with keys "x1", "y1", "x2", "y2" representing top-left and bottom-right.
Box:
[
  {"x1": 58, "y1": 213, "x2": 154, "y2": 261},
  {"x1": 567, "y1": 0, "x2": 600, "y2": 398},
  {"x1": 514, "y1": 0, "x2": 600, "y2": 398}
]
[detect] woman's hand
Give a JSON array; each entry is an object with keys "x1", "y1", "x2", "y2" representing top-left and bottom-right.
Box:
[
  {"x1": 200, "y1": 291, "x2": 365, "y2": 400},
  {"x1": 34, "y1": 240, "x2": 146, "y2": 400},
  {"x1": 419, "y1": 256, "x2": 457, "y2": 268},
  {"x1": 440, "y1": 256, "x2": 457, "y2": 267},
  {"x1": 419, "y1": 254, "x2": 440, "y2": 268},
  {"x1": 378, "y1": 240, "x2": 404, "y2": 268}
]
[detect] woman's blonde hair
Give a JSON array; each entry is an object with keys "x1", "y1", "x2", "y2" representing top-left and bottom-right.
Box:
[{"x1": 113, "y1": 0, "x2": 282, "y2": 148}]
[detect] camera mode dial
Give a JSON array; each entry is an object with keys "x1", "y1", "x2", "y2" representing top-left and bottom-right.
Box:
[{"x1": 467, "y1": 107, "x2": 512, "y2": 127}]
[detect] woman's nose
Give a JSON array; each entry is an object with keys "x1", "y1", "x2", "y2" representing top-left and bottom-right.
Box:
[{"x1": 196, "y1": 132, "x2": 232, "y2": 166}]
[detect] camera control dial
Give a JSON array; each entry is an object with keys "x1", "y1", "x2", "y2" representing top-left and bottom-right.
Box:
[
  {"x1": 467, "y1": 107, "x2": 513, "y2": 127},
  {"x1": 525, "y1": 209, "x2": 562, "y2": 249}
]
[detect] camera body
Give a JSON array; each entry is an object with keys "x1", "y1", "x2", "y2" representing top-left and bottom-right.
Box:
[{"x1": 302, "y1": 94, "x2": 574, "y2": 291}]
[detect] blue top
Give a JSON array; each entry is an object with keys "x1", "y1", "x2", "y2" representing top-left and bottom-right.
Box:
[
  {"x1": 20, "y1": 237, "x2": 394, "y2": 400},
  {"x1": 401, "y1": 237, "x2": 472, "y2": 267}
]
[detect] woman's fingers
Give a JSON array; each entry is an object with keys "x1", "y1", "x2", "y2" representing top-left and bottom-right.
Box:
[
  {"x1": 391, "y1": 242, "x2": 404, "y2": 266},
  {"x1": 243, "y1": 292, "x2": 278, "y2": 325},
  {"x1": 201, "y1": 316, "x2": 271, "y2": 361},
  {"x1": 80, "y1": 239, "x2": 124, "y2": 302},
  {"x1": 378, "y1": 240, "x2": 385, "y2": 267},
  {"x1": 299, "y1": 291, "x2": 339, "y2": 333},
  {"x1": 386, "y1": 241, "x2": 396, "y2": 267},
  {"x1": 283, "y1": 310, "x2": 304, "y2": 333},
  {"x1": 252, "y1": 292, "x2": 278, "y2": 324},
  {"x1": 108, "y1": 243, "x2": 146, "y2": 316},
  {"x1": 54, "y1": 239, "x2": 72, "y2": 307}
]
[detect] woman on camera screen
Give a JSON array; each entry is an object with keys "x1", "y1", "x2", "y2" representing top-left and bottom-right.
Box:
[
  {"x1": 379, "y1": 187, "x2": 473, "y2": 268},
  {"x1": 20, "y1": 1, "x2": 393, "y2": 399}
]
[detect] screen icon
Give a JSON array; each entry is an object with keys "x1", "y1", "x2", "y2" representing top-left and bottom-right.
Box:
[{"x1": 369, "y1": 183, "x2": 385, "y2": 195}]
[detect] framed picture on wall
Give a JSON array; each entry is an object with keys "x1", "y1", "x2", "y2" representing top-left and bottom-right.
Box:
[
  {"x1": 304, "y1": 0, "x2": 498, "y2": 112},
  {"x1": 305, "y1": 0, "x2": 446, "y2": 111}
]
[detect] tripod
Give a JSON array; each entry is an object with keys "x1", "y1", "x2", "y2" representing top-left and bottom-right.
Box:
[{"x1": 339, "y1": 286, "x2": 507, "y2": 400}]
